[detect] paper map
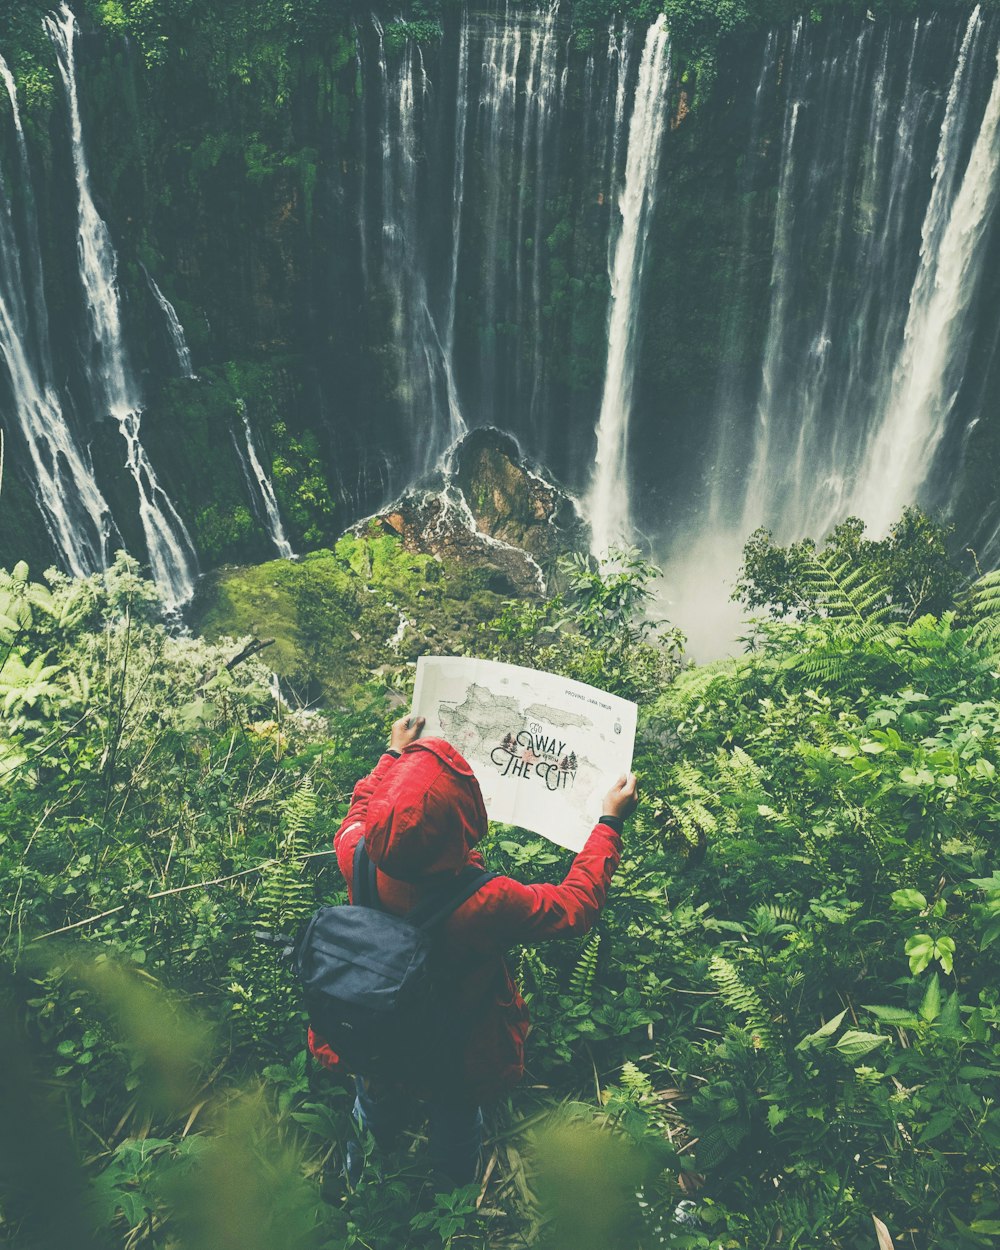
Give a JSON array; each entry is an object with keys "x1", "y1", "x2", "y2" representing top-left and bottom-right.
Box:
[{"x1": 411, "y1": 656, "x2": 637, "y2": 852}]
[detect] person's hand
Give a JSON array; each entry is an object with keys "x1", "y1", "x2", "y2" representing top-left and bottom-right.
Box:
[
  {"x1": 602, "y1": 773, "x2": 639, "y2": 821},
  {"x1": 390, "y1": 714, "x2": 425, "y2": 753}
]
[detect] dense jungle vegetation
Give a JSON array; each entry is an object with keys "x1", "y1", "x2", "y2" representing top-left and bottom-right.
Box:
[{"x1": 3, "y1": 508, "x2": 1000, "y2": 1249}]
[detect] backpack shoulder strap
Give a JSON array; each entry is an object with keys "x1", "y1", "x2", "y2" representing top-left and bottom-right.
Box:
[
  {"x1": 408, "y1": 866, "x2": 498, "y2": 933},
  {"x1": 352, "y1": 840, "x2": 379, "y2": 909}
]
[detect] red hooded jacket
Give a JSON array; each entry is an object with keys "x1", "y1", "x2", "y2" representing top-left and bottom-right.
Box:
[{"x1": 307, "y1": 738, "x2": 622, "y2": 1102}]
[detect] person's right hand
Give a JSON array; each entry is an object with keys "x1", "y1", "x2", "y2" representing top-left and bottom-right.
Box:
[
  {"x1": 602, "y1": 773, "x2": 638, "y2": 821},
  {"x1": 390, "y1": 714, "x2": 425, "y2": 753}
]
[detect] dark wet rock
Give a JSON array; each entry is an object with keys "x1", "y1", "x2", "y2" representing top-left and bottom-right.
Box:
[{"x1": 364, "y1": 428, "x2": 588, "y2": 597}]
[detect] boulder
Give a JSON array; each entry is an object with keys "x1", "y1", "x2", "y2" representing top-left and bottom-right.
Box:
[{"x1": 365, "y1": 429, "x2": 588, "y2": 596}]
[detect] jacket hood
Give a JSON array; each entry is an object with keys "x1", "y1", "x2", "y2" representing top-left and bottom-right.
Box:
[{"x1": 365, "y1": 738, "x2": 488, "y2": 880}]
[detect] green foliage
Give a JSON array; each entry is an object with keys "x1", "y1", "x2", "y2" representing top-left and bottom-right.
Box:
[
  {"x1": 384, "y1": 20, "x2": 445, "y2": 52},
  {"x1": 735, "y1": 507, "x2": 969, "y2": 623},
  {"x1": 5, "y1": 508, "x2": 1000, "y2": 1248},
  {"x1": 483, "y1": 546, "x2": 685, "y2": 702},
  {"x1": 269, "y1": 421, "x2": 337, "y2": 547}
]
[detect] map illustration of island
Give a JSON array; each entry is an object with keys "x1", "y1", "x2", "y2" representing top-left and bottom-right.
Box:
[{"x1": 412, "y1": 657, "x2": 636, "y2": 850}]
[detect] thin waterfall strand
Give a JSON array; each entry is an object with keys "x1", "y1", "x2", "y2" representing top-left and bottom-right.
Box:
[
  {"x1": 46, "y1": 3, "x2": 197, "y2": 609},
  {"x1": 142, "y1": 265, "x2": 195, "y2": 378},
  {"x1": 0, "y1": 49, "x2": 110, "y2": 576},
  {"x1": 232, "y1": 405, "x2": 294, "y2": 559},
  {"x1": 588, "y1": 15, "x2": 671, "y2": 554}
]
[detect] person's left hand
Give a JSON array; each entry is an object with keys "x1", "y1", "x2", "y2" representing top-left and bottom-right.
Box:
[{"x1": 390, "y1": 714, "x2": 425, "y2": 753}]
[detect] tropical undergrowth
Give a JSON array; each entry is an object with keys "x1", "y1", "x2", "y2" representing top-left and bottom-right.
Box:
[{"x1": 2, "y1": 516, "x2": 1000, "y2": 1249}]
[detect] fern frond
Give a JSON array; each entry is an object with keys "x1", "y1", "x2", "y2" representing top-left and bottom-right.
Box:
[
  {"x1": 708, "y1": 954, "x2": 774, "y2": 1049},
  {"x1": 800, "y1": 547, "x2": 895, "y2": 626},
  {"x1": 965, "y1": 571, "x2": 1000, "y2": 654},
  {"x1": 256, "y1": 777, "x2": 317, "y2": 931},
  {"x1": 619, "y1": 1060, "x2": 655, "y2": 1103},
  {"x1": 518, "y1": 946, "x2": 555, "y2": 993},
  {"x1": 281, "y1": 775, "x2": 318, "y2": 848},
  {"x1": 568, "y1": 930, "x2": 601, "y2": 1003}
]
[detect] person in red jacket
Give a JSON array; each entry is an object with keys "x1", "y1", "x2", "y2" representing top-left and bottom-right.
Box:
[{"x1": 308, "y1": 713, "x2": 638, "y2": 1184}]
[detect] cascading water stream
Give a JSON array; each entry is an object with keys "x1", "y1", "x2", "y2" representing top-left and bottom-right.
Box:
[
  {"x1": 231, "y1": 403, "x2": 294, "y2": 559},
  {"x1": 851, "y1": 12, "x2": 1000, "y2": 531},
  {"x1": 370, "y1": 17, "x2": 465, "y2": 471},
  {"x1": 714, "y1": 9, "x2": 1000, "y2": 544},
  {"x1": 587, "y1": 15, "x2": 671, "y2": 555},
  {"x1": 663, "y1": 9, "x2": 1000, "y2": 656},
  {"x1": 45, "y1": 3, "x2": 197, "y2": 609},
  {"x1": 474, "y1": 0, "x2": 564, "y2": 426},
  {"x1": 443, "y1": 8, "x2": 470, "y2": 382},
  {"x1": 0, "y1": 50, "x2": 111, "y2": 577},
  {"x1": 141, "y1": 265, "x2": 195, "y2": 379}
]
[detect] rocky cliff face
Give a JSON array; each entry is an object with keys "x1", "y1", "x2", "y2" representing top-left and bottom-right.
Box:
[{"x1": 2, "y1": 5, "x2": 999, "y2": 613}]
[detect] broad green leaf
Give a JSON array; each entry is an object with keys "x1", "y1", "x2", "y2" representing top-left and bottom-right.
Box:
[
  {"x1": 834, "y1": 1030, "x2": 889, "y2": 1060},
  {"x1": 796, "y1": 1007, "x2": 847, "y2": 1051},
  {"x1": 934, "y1": 936, "x2": 956, "y2": 975},
  {"x1": 905, "y1": 934, "x2": 935, "y2": 975},
  {"x1": 980, "y1": 921, "x2": 1000, "y2": 951},
  {"x1": 919, "y1": 973, "x2": 941, "y2": 1023},
  {"x1": 920, "y1": 1108, "x2": 958, "y2": 1143},
  {"x1": 936, "y1": 992, "x2": 964, "y2": 1039},
  {"x1": 863, "y1": 1005, "x2": 919, "y2": 1026},
  {"x1": 891, "y1": 888, "x2": 927, "y2": 912}
]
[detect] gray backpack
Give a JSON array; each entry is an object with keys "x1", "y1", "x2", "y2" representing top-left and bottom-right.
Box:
[{"x1": 293, "y1": 841, "x2": 496, "y2": 1077}]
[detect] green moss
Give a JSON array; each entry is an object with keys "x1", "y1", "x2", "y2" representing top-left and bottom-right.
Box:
[{"x1": 191, "y1": 529, "x2": 510, "y2": 703}]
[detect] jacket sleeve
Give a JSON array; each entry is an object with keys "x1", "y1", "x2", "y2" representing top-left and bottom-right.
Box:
[
  {"x1": 333, "y1": 752, "x2": 399, "y2": 883},
  {"x1": 490, "y1": 821, "x2": 622, "y2": 942}
]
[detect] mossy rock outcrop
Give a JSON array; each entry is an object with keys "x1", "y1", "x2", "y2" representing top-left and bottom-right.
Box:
[
  {"x1": 189, "y1": 531, "x2": 509, "y2": 704},
  {"x1": 365, "y1": 428, "x2": 588, "y2": 597}
]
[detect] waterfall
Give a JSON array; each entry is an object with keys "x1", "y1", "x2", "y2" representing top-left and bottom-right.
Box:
[
  {"x1": 232, "y1": 404, "x2": 294, "y2": 559},
  {"x1": 521, "y1": 0, "x2": 561, "y2": 421},
  {"x1": 474, "y1": 0, "x2": 564, "y2": 426},
  {"x1": 706, "y1": 29, "x2": 776, "y2": 530},
  {"x1": 142, "y1": 265, "x2": 195, "y2": 378},
  {"x1": 45, "y1": 3, "x2": 197, "y2": 609},
  {"x1": 587, "y1": 15, "x2": 672, "y2": 555},
  {"x1": 369, "y1": 18, "x2": 465, "y2": 472},
  {"x1": 706, "y1": 10, "x2": 1000, "y2": 544},
  {"x1": 851, "y1": 13, "x2": 1000, "y2": 531},
  {"x1": 477, "y1": 0, "x2": 523, "y2": 420},
  {"x1": 443, "y1": 8, "x2": 470, "y2": 379},
  {"x1": 602, "y1": 19, "x2": 633, "y2": 270},
  {"x1": 0, "y1": 50, "x2": 111, "y2": 577}
]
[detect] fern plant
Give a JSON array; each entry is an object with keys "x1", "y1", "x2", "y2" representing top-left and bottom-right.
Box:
[
  {"x1": 964, "y1": 569, "x2": 1000, "y2": 657},
  {"x1": 567, "y1": 931, "x2": 601, "y2": 1003},
  {"x1": 708, "y1": 954, "x2": 774, "y2": 1050},
  {"x1": 256, "y1": 777, "x2": 317, "y2": 935}
]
